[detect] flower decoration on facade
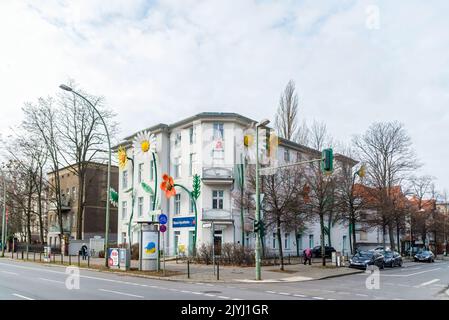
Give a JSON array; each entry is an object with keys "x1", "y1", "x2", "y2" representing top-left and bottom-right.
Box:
[
  {"x1": 133, "y1": 130, "x2": 157, "y2": 155},
  {"x1": 160, "y1": 174, "x2": 176, "y2": 198},
  {"x1": 117, "y1": 146, "x2": 128, "y2": 169},
  {"x1": 242, "y1": 123, "x2": 256, "y2": 164}
]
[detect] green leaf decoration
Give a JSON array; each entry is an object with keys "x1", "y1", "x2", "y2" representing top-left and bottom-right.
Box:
[
  {"x1": 109, "y1": 188, "x2": 119, "y2": 207},
  {"x1": 141, "y1": 182, "x2": 154, "y2": 195},
  {"x1": 191, "y1": 174, "x2": 201, "y2": 200}
]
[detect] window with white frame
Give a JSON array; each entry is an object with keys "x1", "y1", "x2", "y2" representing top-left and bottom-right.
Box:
[
  {"x1": 121, "y1": 201, "x2": 127, "y2": 219},
  {"x1": 174, "y1": 194, "x2": 181, "y2": 215},
  {"x1": 272, "y1": 233, "x2": 277, "y2": 249},
  {"x1": 174, "y1": 157, "x2": 181, "y2": 178},
  {"x1": 213, "y1": 122, "x2": 224, "y2": 139},
  {"x1": 174, "y1": 132, "x2": 182, "y2": 147},
  {"x1": 189, "y1": 126, "x2": 196, "y2": 144},
  {"x1": 284, "y1": 233, "x2": 290, "y2": 249},
  {"x1": 189, "y1": 153, "x2": 196, "y2": 176},
  {"x1": 150, "y1": 160, "x2": 154, "y2": 181},
  {"x1": 138, "y1": 163, "x2": 144, "y2": 183},
  {"x1": 122, "y1": 170, "x2": 128, "y2": 189},
  {"x1": 138, "y1": 197, "x2": 144, "y2": 217},
  {"x1": 284, "y1": 149, "x2": 290, "y2": 162},
  {"x1": 212, "y1": 190, "x2": 224, "y2": 209}
]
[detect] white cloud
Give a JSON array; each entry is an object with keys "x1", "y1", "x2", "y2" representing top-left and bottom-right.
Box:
[{"x1": 0, "y1": 0, "x2": 448, "y2": 192}]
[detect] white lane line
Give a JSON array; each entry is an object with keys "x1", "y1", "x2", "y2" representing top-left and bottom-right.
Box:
[
  {"x1": 265, "y1": 291, "x2": 276, "y2": 294},
  {"x1": 278, "y1": 292, "x2": 291, "y2": 296},
  {"x1": 12, "y1": 293, "x2": 34, "y2": 300},
  {"x1": 312, "y1": 297, "x2": 325, "y2": 300},
  {"x1": 217, "y1": 296, "x2": 231, "y2": 299},
  {"x1": 190, "y1": 292, "x2": 202, "y2": 295},
  {"x1": 327, "y1": 298, "x2": 337, "y2": 300},
  {"x1": 1, "y1": 271, "x2": 18, "y2": 275},
  {"x1": 322, "y1": 290, "x2": 336, "y2": 293},
  {"x1": 39, "y1": 278, "x2": 65, "y2": 284},
  {"x1": 205, "y1": 294, "x2": 216, "y2": 297},
  {"x1": 356, "y1": 294, "x2": 369, "y2": 297},
  {"x1": 382, "y1": 268, "x2": 441, "y2": 277},
  {"x1": 414, "y1": 279, "x2": 440, "y2": 288},
  {"x1": 293, "y1": 294, "x2": 306, "y2": 298},
  {"x1": 232, "y1": 298, "x2": 243, "y2": 300},
  {"x1": 98, "y1": 289, "x2": 144, "y2": 298}
]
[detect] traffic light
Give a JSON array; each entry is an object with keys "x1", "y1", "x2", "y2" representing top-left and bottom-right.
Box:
[
  {"x1": 253, "y1": 220, "x2": 265, "y2": 236},
  {"x1": 321, "y1": 148, "x2": 333, "y2": 173}
]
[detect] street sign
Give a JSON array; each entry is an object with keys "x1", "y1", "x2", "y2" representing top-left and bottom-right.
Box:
[
  {"x1": 158, "y1": 213, "x2": 168, "y2": 225},
  {"x1": 159, "y1": 225, "x2": 167, "y2": 233}
]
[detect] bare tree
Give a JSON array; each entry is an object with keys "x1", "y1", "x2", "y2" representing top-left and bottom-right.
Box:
[
  {"x1": 353, "y1": 122, "x2": 420, "y2": 250},
  {"x1": 275, "y1": 80, "x2": 299, "y2": 141}
]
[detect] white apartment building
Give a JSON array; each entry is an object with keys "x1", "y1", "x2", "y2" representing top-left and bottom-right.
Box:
[{"x1": 116, "y1": 112, "x2": 391, "y2": 257}]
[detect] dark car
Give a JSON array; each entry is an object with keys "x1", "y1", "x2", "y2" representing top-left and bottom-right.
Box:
[
  {"x1": 312, "y1": 246, "x2": 336, "y2": 258},
  {"x1": 405, "y1": 247, "x2": 421, "y2": 256},
  {"x1": 414, "y1": 250, "x2": 435, "y2": 263},
  {"x1": 382, "y1": 251, "x2": 403, "y2": 267},
  {"x1": 349, "y1": 251, "x2": 385, "y2": 269}
]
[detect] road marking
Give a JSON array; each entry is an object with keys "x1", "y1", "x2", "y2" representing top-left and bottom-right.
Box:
[
  {"x1": 217, "y1": 296, "x2": 230, "y2": 299},
  {"x1": 293, "y1": 294, "x2": 306, "y2": 297},
  {"x1": 265, "y1": 291, "x2": 276, "y2": 294},
  {"x1": 415, "y1": 279, "x2": 440, "y2": 288},
  {"x1": 232, "y1": 298, "x2": 243, "y2": 300},
  {"x1": 39, "y1": 278, "x2": 65, "y2": 284},
  {"x1": 1, "y1": 271, "x2": 18, "y2": 275},
  {"x1": 12, "y1": 293, "x2": 34, "y2": 300},
  {"x1": 205, "y1": 294, "x2": 216, "y2": 297},
  {"x1": 98, "y1": 289, "x2": 144, "y2": 298},
  {"x1": 356, "y1": 294, "x2": 369, "y2": 297},
  {"x1": 322, "y1": 290, "x2": 336, "y2": 293},
  {"x1": 278, "y1": 292, "x2": 291, "y2": 296},
  {"x1": 190, "y1": 292, "x2": 202, "y2": 295},
  {"x1": 381, "y1": 268, "x2": 441, "y2": 277},
  {"x1": 327, "y1": 298, "x2": 337, "y2": 300},
  {"x1": 312, "y1": 297, "x2": 325, "y2": 300}
]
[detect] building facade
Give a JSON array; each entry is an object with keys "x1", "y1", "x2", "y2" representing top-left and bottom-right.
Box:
[
  {"x1": 117, "y1": 112, "x2": 395, "y2": 257},
  {"x1": 47, "y1": 162, "x2": 119, "y2": 248}
]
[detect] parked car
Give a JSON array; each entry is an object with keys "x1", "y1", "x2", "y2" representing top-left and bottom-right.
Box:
[
  {"x1": 405, "y1": 247, "x2": 422, "y2": 256},
  {"x1": 382, "y1": 251, "x2": 403, "y2": 267},
  {"x1": 349, "y1": 250, "x2": 385, "y2": 269},
  {"x1": 312, "y1": 246, "x2": 336, "y2": 258},
  {"x1": 414, "y1": 250, "x2": 435, "y2": 263}
]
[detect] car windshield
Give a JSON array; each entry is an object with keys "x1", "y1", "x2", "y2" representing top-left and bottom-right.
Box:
[
  {"x1": 355, "y1": 251, "x2": 373, "y2": 258},
  {"x1": 383, "y1": 252, "x2": 393, "y2": 258}
]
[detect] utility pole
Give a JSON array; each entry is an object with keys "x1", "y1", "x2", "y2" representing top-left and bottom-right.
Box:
[{"x1": 1, "y1": 174, "x2": 6, "y2": 257}]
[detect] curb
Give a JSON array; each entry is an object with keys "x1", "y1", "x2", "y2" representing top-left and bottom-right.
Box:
[{"x1": 0, "y1": 257, "x2": 363, "y2": 284}]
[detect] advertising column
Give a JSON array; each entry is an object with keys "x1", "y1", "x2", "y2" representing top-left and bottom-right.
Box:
[{"x1": 140, "y1": 224, "x2": 159, "y2": 271}]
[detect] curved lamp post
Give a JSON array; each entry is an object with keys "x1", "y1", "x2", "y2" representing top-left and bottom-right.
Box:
[{"x1": 59, "y1": 84, "x2": 111, "y2": 267}]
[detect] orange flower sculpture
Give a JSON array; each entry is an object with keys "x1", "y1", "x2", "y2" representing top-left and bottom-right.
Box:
[{"x1": 160, "y1": 173, "x2": 176, "y2": 198}]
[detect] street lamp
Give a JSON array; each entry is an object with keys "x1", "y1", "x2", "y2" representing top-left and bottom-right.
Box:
[
  {"x1": 1, "y1": 171, "x2": 6, "y2": 257},
  {"x1": 59, "y1": 84, "x2": 112, "y2": 267},
  {"x1": 255, "y1": 118, "x2": 270, "y2": 281}
]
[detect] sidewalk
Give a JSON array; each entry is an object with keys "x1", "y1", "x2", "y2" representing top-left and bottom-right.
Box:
[{"x1": 2, "y1": 251, "x2": 362, "y2": 283}]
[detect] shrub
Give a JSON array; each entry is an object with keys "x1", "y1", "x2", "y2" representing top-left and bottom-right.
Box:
[
  {"x1": 98, "y1": 250, "x2": 105, "y2": 258},
  {"x1": 131, "y1": 243, "x2": 139, "y2": 260}
]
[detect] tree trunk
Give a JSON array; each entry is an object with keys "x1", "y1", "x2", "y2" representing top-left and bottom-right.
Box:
[
  {"x1": 26, "y1": 181, "x2": 33, "y2": 244},
  {"x1": 276, "y1": 218, "x2": 284, "y2": 270},
  {"x1": 320, "y1": 213, "x2": 326, "y2": 266},
  {"x1": 388, "y1": 223, "x2": 395, "y2": 251},
  {"x1": 396, "y1": 221, "x2": 401, "y2": 254},
  {"x1": 295, "y1": 229, "x2": 300, "y2": 257},
  {"x1": 352, "y1": 217, "x2": 357, "y2": 254},
  {"x1": 327, "y1": 216, "x2": 332, "y2": 247},
  {"x1": 37, "y1": 171, "x2": 45, "y2": 244},
  {"x1": 76, "y1": 173, "x2": 84, "y2": 240}
]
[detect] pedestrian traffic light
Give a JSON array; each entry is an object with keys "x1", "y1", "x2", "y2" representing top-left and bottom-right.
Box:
[
  {"x1": 321, "y1": 148, "x2": 333, "y2": 173},
  {"x1": 253, "y1": 220, "x2": 265, "y2": 236}
]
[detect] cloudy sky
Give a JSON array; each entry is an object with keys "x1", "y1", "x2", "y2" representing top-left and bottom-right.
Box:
[{"x1": 1, "y1": 0, "x2": 448, "y2": 193}]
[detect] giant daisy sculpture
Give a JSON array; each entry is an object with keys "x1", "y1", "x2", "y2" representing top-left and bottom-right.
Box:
[{"x1": 133, "y1": 130, "x2": 157, "y2": 155}]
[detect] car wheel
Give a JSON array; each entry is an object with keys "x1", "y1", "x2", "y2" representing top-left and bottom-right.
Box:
[
  {"x1": 399, "y1": 261, "x2": 402, "y2": 267},
  {"x1": 380, "y1": 262, "x2": 385, "y2": 270}
]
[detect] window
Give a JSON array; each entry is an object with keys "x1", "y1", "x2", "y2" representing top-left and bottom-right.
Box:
[
  {"x1": 71, "y1": 187, "x2": 76, "y2": 200},
  {"x1": 272, "y1": 233, "x2": 277, "y2": 249},
  {"x1": 284, "y1": 233, "x2": 290, "y2": 249},
  {"x1": 121, "y1": 201, "x2": 127, "y2": 220},
  {"x1": 138, "y1": 197, "x2": 144, "y2": 217},
  {"x1": 297, "y1": 234, "x2": 303, "y2": 251},
  {"x1": 309, "y1": 234, "x2": 314, "y2": 248},
  {"x1": 174, "y1": 158, "x2": 181, "y2": 178},
  {"x1": 189, "y1": 127, "x2": 196, "y2": 144},
  {"x1": 174, "y1": 194, "x2": 181, "y2": 215},
  {"x1": 212, "y1": 190, "x2": 224, "y2": 209},
  {"x1": 189, "y1": 153, "x2": 195, "y2": 176},
  {"x1": 138, "y1": 163, "x2": 144, "y2": 183},
  {"x1": 213, "y1": 122, "x2": 224, "y2": 139},
  {"x1": 150, "y1": 160, "x2": 154, "y2": 181},
  {"x1": 122, "y1": 171, "x2": 128, "y2": 189},
  {"x1": 189, "y1": 197, "x2": 195, "y2": 213},
  {"x1": 360, "y1": 231, "x2": 368, "y2": 241},
  {"x1": 284, "y1": 149, "x2": 290, "y2": 162},
  {"x1": 175, "y1": 132, "x2": 182, "y2": 147}
]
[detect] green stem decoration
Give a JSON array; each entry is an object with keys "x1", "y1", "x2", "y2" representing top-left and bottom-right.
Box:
[
  {"x1": 127, "y1": 157, "x2": 135, "y2": 248},
  {"x1": 152, "y1": 152, "x2": 158, "y2": 210},
  {"x1": 238, "y1": 153, "x2": 245, "y2": 247}
]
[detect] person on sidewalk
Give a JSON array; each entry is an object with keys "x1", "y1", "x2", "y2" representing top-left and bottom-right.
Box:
[
  {"x1": 81, "y1": 244, "x2": 88, "y2": 261},
  {"x1": 303, "y1": 247, "x2": 312, "y2": 265}
]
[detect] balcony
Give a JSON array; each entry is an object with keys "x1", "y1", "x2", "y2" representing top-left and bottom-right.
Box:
[
  {"x1": 48, "y1": 223, "x2": 71, "y2": 234},
  {"x1": 202, "y1": 208, "x2": 234, "y2": 224},
  {"x1": 201, "y1": 166, "x2": 234, "y2": 185},
  {"x1": 48, "y1": 197, "x2": 72, "y2": 212}
]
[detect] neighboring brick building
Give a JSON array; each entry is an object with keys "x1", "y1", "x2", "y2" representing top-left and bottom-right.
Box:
[{"x1": 46, "y1": 162, "x2": 118, "y2": 248}]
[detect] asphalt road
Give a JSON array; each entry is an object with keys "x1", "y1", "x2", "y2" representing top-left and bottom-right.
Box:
[{"x1": 0, "y1": 258, "x2": 448, "y2": 300}]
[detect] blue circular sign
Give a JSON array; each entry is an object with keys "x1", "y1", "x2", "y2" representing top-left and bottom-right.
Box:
[{"x1": 158, "y1": 213, "x2": 168, "y2": 225}]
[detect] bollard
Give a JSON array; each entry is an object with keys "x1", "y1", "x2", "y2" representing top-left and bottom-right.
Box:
[
  {"x1": 34, "y1": 252, "x2": 36, "y2": 262},
  {"x1": 78, "y1": 254, "x2": 80, "y2": 267},
  {"x1": 52, "y1": 253, "x2": 55, "y2": 263},
  {"x1": 274, "y1": 255, "x2": 276, "y2": 266},
  {"x1": 61, "y1": 254, "x2": 63, "y2": 264},
  {"x1": 187, "y1": 260, "x2": 190, "y2": 279},
  {"x1": 288, "y1": 254, "x2": 291, "y2": 264},
  {"x1": 217, "y1": 259, "x2": 220, "y2": 281},
  {"x1": 69, "y1": 255, "x2": 71, "y2": 265},
  {"x1": 88, "y1": 255, "x2": 90, "y2": 268},
  {"x1": 21, "y1": 251, "x2": 24, "y2": 260},
  {"x1": 26, "y1": 251, "x2": 29, "y2": 260},
  {"x1": 39, "y1": 252, "x2": 42, "y2": 262}
]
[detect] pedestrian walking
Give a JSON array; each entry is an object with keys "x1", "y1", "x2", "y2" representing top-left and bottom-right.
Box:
[
  {"x1": 303, "y1": 247, "x2": 312, "y2": 265},
  {"x1": 81, "y1": 244, "x2": 88, "y2": 261}
]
